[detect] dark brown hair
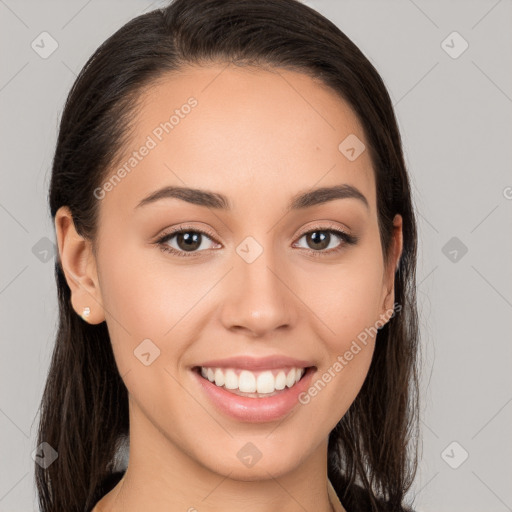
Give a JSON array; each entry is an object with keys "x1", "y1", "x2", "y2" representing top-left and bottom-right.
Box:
[{"x1": 38, "y1": 1, "x2": 420, "y2": 510}]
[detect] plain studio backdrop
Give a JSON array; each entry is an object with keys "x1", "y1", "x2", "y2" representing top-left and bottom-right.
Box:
[{"x1": 0, "y1": 1, "x2": 511, "y2": 511}]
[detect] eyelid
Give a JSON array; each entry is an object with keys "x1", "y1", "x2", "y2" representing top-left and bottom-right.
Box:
[
  {"x1": 296, "y1": 221, "x2": 353, "y2": 238},
  {"x1": 155, "y1": 223, "x2": 219, "y2": 242}
]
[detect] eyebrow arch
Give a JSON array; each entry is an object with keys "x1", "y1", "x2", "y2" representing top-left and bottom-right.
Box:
[
  {"x1": 136, "y1": 185, "x2": 230, "y2": 210},
  {"x1": 136, "y1": 184, "x2": 369, "y2": 211},
  {"x1": 288, "y1": 184, "x2": 369, "y2": 211}
]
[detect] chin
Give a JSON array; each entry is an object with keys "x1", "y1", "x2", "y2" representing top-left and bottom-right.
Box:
[{"x1": 199, "y1": 450, "x2": 302, "y2": 481}]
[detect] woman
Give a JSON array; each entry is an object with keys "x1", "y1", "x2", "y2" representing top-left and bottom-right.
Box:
[{"x1": 36, "y1": 0, "x2": 420, "y2": 510}]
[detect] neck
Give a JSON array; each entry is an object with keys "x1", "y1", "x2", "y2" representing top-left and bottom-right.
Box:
[{"x1": 94, "y1": 402, "x2": 344, "y2": 512}]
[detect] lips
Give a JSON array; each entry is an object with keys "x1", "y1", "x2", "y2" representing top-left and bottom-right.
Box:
[
  {"x1": 194, "y1": 355, "x2": 315, "y2": 371},
  {"x1": 190, "y1": 355, "x2": 317, "y2": 422},
  {"x1": 193, "y1": 365, "x2": 316, "y2": 422}
]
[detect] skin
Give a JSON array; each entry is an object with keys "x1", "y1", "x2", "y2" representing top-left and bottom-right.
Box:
[{"x1": 55, "y1": 63, "x2": 402, "y2": 512}]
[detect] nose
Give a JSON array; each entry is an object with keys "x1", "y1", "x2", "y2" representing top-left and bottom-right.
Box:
[{"x1": 219, "y1": 243, "x2": 298, "y2": 338}]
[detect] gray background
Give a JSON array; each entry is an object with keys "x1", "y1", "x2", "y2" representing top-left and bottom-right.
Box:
[{"x1": 1, "y1": 0, "x2": 511, "y2": 510}]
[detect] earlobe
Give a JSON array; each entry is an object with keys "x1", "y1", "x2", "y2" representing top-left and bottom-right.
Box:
[
  {"x1": 54, "y1": 206, "x2": 105, "y2": 324},
  {"x1": 378, "y1": 287, "x2": 396, "y2": 330}
]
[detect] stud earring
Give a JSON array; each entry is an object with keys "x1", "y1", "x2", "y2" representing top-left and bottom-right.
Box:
[{"x1": 81, "y1": 307, "x2": 91, "y2": 321}]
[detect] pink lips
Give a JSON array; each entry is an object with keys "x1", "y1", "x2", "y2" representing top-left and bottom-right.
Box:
[
  {"x1": 191, "y1": 355, "x2": 317, "y2": 423},
  {"x1": 195, "y1": 355, "x2": 315, "y2": 371}
]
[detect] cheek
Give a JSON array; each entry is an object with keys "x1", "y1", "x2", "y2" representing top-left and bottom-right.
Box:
[
  {"x1": 295, "y1": 246, "x2": 384, "y2": 408},
  {"x1": 95, "y1": 237, "x2": 210, "y2": 372},
  {"x1": 302, "y1": 248, "x2": 385, "y2": 347},
  {"x1": 97, "y1": 215, "x2": 205, "y2": 327}
]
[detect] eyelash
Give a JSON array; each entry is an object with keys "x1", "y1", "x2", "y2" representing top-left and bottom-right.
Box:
[{"x1": 155, "y1": 223, "x2": 358, "y2": 258}]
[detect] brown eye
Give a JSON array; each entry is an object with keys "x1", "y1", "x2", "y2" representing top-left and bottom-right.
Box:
[
  {"x1": 174, "y1": 231, "x2": 203, "y2": 252},
  {"x1": 156, "y1": 227, "x2": 220, "y2": 257},
  {"x1": 304, "y1": 231, "x2": 333, "y2": 251},
  {"x1": 294, "y1": 227, "x2": 357, "y2": 255}
]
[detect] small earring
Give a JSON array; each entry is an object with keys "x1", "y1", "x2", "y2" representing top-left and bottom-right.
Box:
[{"x1": 81, "y1": 307, "x2": 91, "y2": 321}]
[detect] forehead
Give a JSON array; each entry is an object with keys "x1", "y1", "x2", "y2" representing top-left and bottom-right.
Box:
[{"x1": 101, "y1": 63, "x2": 376, "y2": 216}]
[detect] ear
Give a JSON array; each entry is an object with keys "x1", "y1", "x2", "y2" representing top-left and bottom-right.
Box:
[
  {"x1": 379, "y1": 213, "x2": 403, "y2": 322},
  {"x1": 54, "y1": 206, "x2": 105, "y2": 324}
]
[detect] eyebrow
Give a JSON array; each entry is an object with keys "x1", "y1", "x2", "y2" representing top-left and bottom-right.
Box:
[{"x1": 136, "y1": 184, "x2": 369, "y2": 211}]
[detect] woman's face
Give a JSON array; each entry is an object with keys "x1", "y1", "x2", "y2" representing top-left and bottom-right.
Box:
[{"x1": 58, "y1": 63, "x2": 402, "y2": 480}]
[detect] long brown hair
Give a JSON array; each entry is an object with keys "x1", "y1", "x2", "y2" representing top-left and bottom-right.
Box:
[{"x1": 37, "y1": 1, "x2": 420, "y2": 510}]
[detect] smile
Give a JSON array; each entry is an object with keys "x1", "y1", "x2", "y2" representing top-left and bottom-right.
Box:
[
  {"x1": 198, "y1": 366, "x2": 307, "y2": 396},
  {"x1": 192, "y1": 364, "x2": 317, "y2": 423}
]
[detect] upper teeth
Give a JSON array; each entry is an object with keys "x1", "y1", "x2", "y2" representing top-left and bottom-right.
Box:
[{"x1": 200, "y1": 367, "x2": 305, "y2": 394}]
